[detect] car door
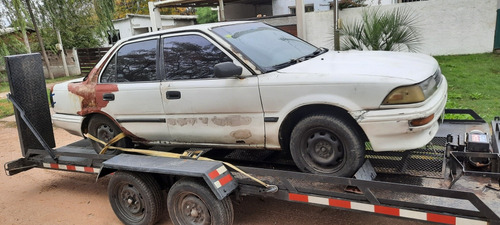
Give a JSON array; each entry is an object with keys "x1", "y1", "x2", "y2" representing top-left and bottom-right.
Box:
[
  {"x1": 97, "y1": 36, "x2": 169, "y2": 141},
  {"x1": 160, "y1": 33, "x2": 265, "y2": 148}
]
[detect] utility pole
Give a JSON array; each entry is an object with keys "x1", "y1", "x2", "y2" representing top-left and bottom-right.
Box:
[
  {"x1": 296, "y1": 0, "x2": 306, "y2": 39},
  {"x1": 56, "y1": 30, "x2": 69, "y2": 77},
  {"x1": 25, "y1": 0, "x2": 54, "y2": 79},
  {"x1": 494, "y1": 0, "x2": 500, "y2": 53},
  {"x1": 333, "y1": 0, "x2": 340, "y2": 51}
]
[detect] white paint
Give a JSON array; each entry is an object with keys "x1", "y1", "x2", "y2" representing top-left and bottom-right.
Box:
[
  {"x1": 455, "y1": 217, "x2": 488, "y2": 225},
  {"x1": 350, "y1": 202, "x2": 374, "y2": 212},
  {"x1": 216, "y1": 166, "x2": 227, "y2": 175},
  {"x1": 399, "y1": 209, "x2": 427, "y2": 220},
  {"x1": 303, "y1": 0, "x2": 498, "y2": 55},
  {"x1": 308, "y1": 196, "x2": 329, "y2": 205}
]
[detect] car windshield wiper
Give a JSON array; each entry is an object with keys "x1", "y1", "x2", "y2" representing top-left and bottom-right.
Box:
[
  {"x1": 303, "y1": 47, "x2": 328, "y2": 60},
  {"x1": 270, "y1": 47, "x2": 328, "y2": 71}
]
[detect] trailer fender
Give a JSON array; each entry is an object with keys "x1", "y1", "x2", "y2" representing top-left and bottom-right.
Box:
[{"x1": 98, "y1": 154, "x2": 238, "y2": 200}]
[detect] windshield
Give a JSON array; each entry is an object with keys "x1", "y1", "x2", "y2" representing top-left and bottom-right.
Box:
[{"x1": 212, "y1": 23, "x2": 319, "y2": 72}]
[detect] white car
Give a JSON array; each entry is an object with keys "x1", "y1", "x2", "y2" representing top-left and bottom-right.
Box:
[{"x1": 51, "y1": 21, "x2": 447, "y2": 177}]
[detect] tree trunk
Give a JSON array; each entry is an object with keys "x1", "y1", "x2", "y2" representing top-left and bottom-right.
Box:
[{"x1": 25, "y1": 0, "x2": 54, "y2": 79}]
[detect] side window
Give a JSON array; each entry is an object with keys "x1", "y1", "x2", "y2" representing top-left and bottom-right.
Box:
[
  {"x1": 163, "y1": 34, "x2": 231, "y2": 80},
  {"x1": 100, "y1": 55, "x2": 116, "y2": 83},
  {"x1": 100, "y1": 39, "x2": 158, "y2": 83}
]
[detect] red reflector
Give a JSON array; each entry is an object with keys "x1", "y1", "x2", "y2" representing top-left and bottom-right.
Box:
[
  {"x1": 427, "y1": 213, "x2": 456, "y2": 224},
  {"x1": 410, "y1": 114, "x2": 434, "y2": 126},
  {"x1": 289, "y1": 193, "x2": 308, "y2": 202}
]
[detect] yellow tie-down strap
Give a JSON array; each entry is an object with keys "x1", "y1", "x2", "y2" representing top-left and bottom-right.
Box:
[{"x1": 86, "y1": 133, "x2": 277, "y2": 192}]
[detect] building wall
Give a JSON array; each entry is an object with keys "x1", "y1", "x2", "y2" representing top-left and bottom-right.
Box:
[
  {"x1": 42, "y1": 49, "x2": 81, "y2": 78},
  {"x1": 304, "y1": 0, "x2": 498, "y2": 55},
  {"x1": 225, "y1": 3, "x2": 272, "y2": 19}
]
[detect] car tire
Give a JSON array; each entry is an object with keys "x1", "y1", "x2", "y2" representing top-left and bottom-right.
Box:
[
  {"x1": 108, "y1": 171, "x2": 165, "y2": 225},
  {"x1": 88, "y1": 114, "x2": 130, "y2": 154},
  {"x1": 167, "y1": 178, "x2": 233, "y2": 225},
  {"x1": 290, "y1": 114, "x2": 365, "y2": 177}
]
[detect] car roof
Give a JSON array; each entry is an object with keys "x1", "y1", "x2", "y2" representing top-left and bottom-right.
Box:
[{"x1": 118, "y1": 20, "x2": 257, "y2": 44}]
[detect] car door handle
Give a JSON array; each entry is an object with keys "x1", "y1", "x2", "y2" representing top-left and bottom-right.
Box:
[
  {"x1": 166, "y1": 91, "x2": 181, "y2": 100},
  {"x1": 103, "y1": 93, "x2": 115, "y2": 101}
]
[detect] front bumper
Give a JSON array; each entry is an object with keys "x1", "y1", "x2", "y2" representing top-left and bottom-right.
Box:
[{"x1": 357, "y1": 77, "x2": 448, "y2": 152}]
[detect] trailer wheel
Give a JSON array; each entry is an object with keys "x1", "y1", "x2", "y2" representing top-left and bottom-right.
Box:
[
  {"x1": 108, "y1": 171, "x2": 164, "y2": 225},
  {"x1": 167, "y1": 178, "x2": 233, "y2": 225},
  {"x1": 88, "y1": 115, "x2": 130, "y2": 154},
  {"x1": 290, "y1": 114, "x2": 365, "y2": 177}
]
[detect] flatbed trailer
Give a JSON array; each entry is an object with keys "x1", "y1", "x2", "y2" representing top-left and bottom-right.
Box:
[{"x1": 3, "y1": 54, "x2": 500, "y2": 225}]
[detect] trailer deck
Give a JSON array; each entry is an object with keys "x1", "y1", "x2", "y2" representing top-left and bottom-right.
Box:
[{"x1": 3, "y1": 53, "x2": 500, "y2": 225}]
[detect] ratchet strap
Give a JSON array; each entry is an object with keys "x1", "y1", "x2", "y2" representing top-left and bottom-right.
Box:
[{"x1": 87, "y1": 133, "x2": 277, "y2": 192}]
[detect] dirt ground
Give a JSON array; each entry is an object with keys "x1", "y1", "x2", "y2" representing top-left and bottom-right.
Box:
[{"x1": 0, "y1": 116, "x2": 426, "y2": 225}]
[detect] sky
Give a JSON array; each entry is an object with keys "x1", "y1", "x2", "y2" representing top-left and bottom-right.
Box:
[{"x1": 0, "y1": 2, "x2": 10, "y2": 27}]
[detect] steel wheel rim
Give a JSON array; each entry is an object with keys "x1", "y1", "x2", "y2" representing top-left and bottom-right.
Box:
[
  {"x1": 301, "y1": 128, "x2": 346, "y2": 173},
  {"x1": 114, "y1": 183, "x2": 146, "y2": 223},
  {"x1": 178, "y1": 194, "x2": 211, "y2": 225},
  {"x1": 97, "y1": 124, "x2": 115, "y2": 144}
]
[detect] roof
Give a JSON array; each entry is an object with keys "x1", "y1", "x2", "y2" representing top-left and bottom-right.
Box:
[
  {"x1": 0, "y1": 27, "x2": 35, "y2": 36},
  {"x1": 113, "y1": 14, "x2": 197, "y2": 22},
  {"x1": 153, "y1": 0, "x2": 271, "y2": 8}
]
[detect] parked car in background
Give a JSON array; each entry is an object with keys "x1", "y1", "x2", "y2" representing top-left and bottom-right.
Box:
[{"x1": 51, "y1": 21, "x2": 447, "y2": 177}]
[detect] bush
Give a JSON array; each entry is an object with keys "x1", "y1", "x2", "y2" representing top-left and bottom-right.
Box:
[{"x1": 340, "y1": 7, "x2": 421, "y2": 52}]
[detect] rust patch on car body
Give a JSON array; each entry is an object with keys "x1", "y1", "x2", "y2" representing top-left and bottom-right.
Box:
[
  {"x1": 167, "y1": 118, "x2": 197, "y2": 126},
  {"x1": 212, "y1": 115, "x2": 252, "y2": 126},
  {"x1": 230, "y1": 129, "x2": 252, "y2": 139},
  {"x1": 199, "y1": 117, "x2": 209, "y2": 124},
  {"x1": 67, "y1": 68, "x2": 118, "y2": 116}
]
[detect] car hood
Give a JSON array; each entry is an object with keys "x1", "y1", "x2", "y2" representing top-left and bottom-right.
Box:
[{"x1": 277, "y1": 50, "x2": 439, "y2": 84}]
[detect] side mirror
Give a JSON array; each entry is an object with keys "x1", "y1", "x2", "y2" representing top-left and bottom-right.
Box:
[{"x1": 214, "y1": 62, "x2": 243, "y2": 78}]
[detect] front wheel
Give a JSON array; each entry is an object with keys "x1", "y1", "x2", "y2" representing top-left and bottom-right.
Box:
[
  {"x1": 290, "y1": 114, "x2": 365, "y2": 177},
  {"x1": 167, "y1": 178, "x2": 233, "y2": 225}
]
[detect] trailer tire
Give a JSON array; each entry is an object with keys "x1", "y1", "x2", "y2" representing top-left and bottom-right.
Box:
[
  {"x1": 167, "y1": 178, "x2": 233, "y2": 225},
  {"x1": 108, "y1": 171, "x2": 165, "y2": 225},
  {"x1": 290, "y1": 114, "x2": 365, "y2": 177},
  {"x1": 88, "y1": 115, "x2": 130, "y2": 155}
]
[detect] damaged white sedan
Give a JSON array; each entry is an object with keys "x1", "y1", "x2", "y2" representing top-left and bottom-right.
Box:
[{"x1": 51, "y1": 21, "x2": 447, "y2": 177}]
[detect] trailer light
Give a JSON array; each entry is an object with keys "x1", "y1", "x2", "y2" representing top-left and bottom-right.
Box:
[{"x1": 410, "y1": 114, "x2": 434, "y2": 127}]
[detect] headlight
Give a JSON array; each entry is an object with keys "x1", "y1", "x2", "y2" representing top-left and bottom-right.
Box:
[{"x1": 382, "y1": 69, "x2": 442, "y2": 105}]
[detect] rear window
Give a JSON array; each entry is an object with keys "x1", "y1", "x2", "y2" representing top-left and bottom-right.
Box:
[{"x1": 101, "y1": 39, "x2": 158, "y2": 83}]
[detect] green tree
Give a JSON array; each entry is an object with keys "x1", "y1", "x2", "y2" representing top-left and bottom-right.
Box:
[
  {"x1": 339, "y1": 0, "x2": 366, "y2": 9},
  {"x1": 196, "y1": 7, "x2": 218, "y2": 24},
  {"x1": 113, "y1": 0, "x2": 193, "y2": 19},
  {"x1": 340, "y1": 7, "x2": 421, "y2": 52}
]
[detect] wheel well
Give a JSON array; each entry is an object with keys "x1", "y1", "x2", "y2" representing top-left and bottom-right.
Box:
[
  {"x1": 278, "y1": 104, "x2": 368, "y2": 152},
  {"x1": 81, "y1": 113, "x2": 115, "y2": 135}
]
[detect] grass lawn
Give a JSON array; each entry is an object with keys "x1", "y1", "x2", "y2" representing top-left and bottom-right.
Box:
[
  {"x1": 0, "y1": 75, "x2": 82, "y2": 93},
  {"x1": 0, "y1": 75, "x2": 82, "y2": 119},
  {"x1": 435, "y1": 53, "x2": 500, "y2": 122}
]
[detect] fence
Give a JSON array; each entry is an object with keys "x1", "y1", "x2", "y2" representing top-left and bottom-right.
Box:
[{"x1": 77, "y1": 47, "x2": 110, "y2": 75}]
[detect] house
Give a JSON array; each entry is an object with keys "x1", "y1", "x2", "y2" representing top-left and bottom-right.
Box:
[{"x1": 105, "y1": 14, "x2": 197, "y2": 46}]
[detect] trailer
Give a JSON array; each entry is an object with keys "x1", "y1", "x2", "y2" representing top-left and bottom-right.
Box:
[{"x1": 3, "y1": 54, "x2": 500, "y2": 225}]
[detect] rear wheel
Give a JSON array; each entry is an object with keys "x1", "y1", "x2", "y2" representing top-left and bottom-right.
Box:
[
  {"x1": 167, "y1": 178, "x2": 233, "y2": 225},
  {"x1": 88, "y1": 115, "x2": 130, "y2": 154},
  {"x1": 290, "y1": 114, "x2": 365, "y2": 177},
  {"x1": 108, "y1": 171, "x2": 165, "y2": 225}
]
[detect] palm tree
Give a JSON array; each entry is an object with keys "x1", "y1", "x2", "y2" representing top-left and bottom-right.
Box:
[{"x1": 340, "y1": 7, "x2": 422, "y2": 52}]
